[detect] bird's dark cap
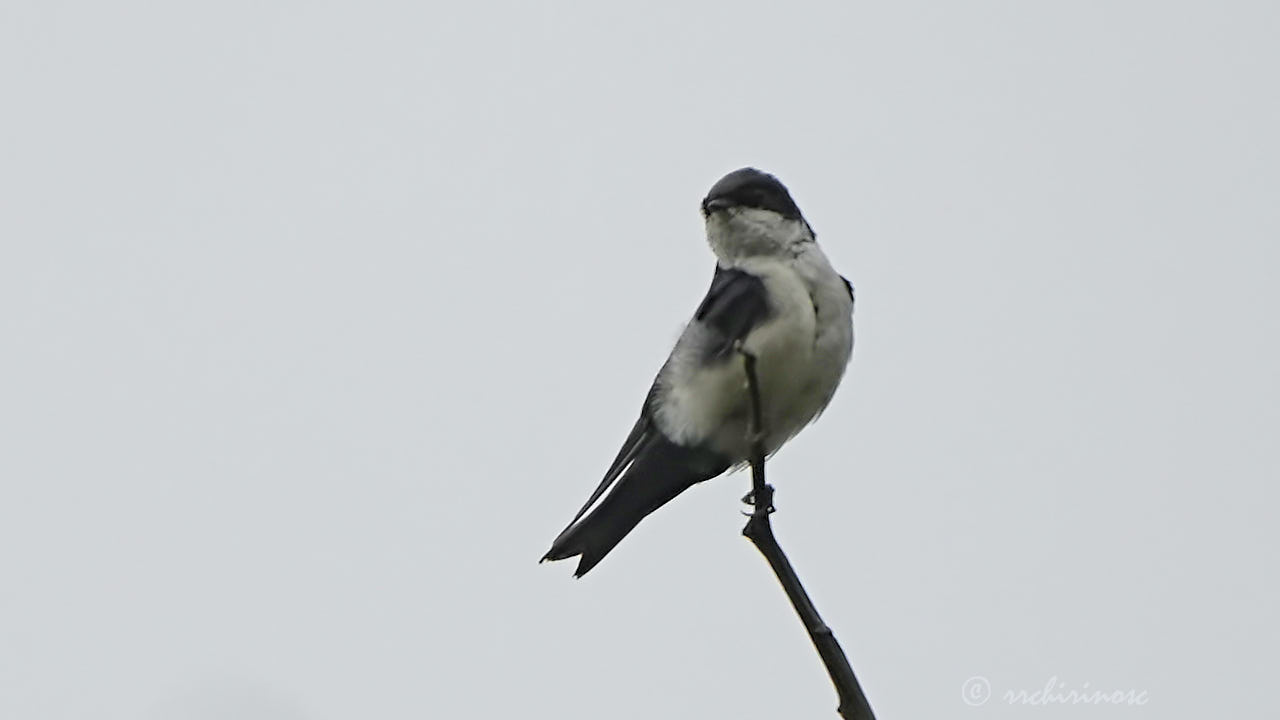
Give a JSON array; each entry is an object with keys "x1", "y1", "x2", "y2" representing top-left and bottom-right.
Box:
[{"x1": 701, "y1": 167, "x2": 803, "y2": 220}]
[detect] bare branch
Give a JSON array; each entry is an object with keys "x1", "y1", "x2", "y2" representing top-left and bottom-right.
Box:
[{"x1": 737, "y1": 347, "x2": 877, "y2": 720}]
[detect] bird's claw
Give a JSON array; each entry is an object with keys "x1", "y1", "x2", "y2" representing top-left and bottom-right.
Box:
[{"x1": 741, "y1": 490, "x2": 775, "y2": 514}]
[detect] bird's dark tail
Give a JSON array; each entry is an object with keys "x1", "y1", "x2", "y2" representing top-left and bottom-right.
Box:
[{"x1": 542, "y1": 437, "x2": 728, "y2": 577}]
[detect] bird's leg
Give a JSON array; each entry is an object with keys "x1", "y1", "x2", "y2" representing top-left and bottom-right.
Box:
[{"x1": 734, "y1": 341, "x2": 775, "y2": 516}]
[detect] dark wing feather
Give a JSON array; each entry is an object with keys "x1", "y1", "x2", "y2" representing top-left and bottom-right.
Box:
[
  {"x1": 693, "y1": 265, "x2": 771, "y2": 360},
  {"x1": 540, "y1": 265, "x2": 767, "y2": 575},
  {"x1": 560, "y1": 414, "x2": 654, "y2": 529},
  {"x1": 544, "y1": 434, "x2": 729, "y2": 576},
  {"x1": 547, "y1": 380, "x2": 663, "y2": 538},
  {"x1": 561, "y1": 262, "x2": 767, "y2": 530}
]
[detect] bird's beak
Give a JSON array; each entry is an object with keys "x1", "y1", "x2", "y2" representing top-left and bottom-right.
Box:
[{"x1": 701, "y1": 197, "x2": 732, "y2": 216}]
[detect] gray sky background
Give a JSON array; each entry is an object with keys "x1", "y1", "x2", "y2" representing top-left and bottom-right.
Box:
[{"x1": 2, "y1": 1, "x2": 1277, "y2": 718}]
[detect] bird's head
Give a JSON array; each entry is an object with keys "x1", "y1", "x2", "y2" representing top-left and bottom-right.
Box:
[{"x1": 701, "y1": 168, "x2": 814, "y2": 261}]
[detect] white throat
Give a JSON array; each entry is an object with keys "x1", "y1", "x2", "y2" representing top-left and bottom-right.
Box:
[{"x1": 705, "y1": 207, "x2": 811, "y2": 265}]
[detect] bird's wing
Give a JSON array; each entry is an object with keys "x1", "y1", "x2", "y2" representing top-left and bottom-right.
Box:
[
  {"x1": 560, "y1": 401, "x2": 657, "y2": 529},
  {"x1": 554, "y1": 265, "x2": 768, "y2": 528},
  {"x1": 692, "y1": 265, "x2": 772, "y2": 360},
  {"x1": 542, "y1": 265, "x2": 770, "y2": 574},
  {"x1": 565, "y1": 264, "x2": 769, "y2": 525}
]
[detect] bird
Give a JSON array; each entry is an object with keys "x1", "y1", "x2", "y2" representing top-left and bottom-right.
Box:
[{"x1": 542, "y1": 167, "x2": 854, "y2": 577}]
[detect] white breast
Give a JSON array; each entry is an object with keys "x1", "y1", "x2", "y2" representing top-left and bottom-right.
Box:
[{"x1": 654, "y1": 245, "x2": 853, "y2": 462}]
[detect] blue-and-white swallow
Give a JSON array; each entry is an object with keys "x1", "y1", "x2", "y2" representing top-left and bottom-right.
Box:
[{"x1": 542, "y1": 168, "x2": 854, "y2": 577}]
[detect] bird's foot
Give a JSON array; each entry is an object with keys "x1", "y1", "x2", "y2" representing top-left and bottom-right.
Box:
[{"x1": 740, "y1": 488, "x2": 776, "y2": 514}]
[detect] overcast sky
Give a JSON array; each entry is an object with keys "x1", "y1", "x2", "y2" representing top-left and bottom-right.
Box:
[{"x1": 2, "y1": 1, "x2": 1277, "y2": 718}]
